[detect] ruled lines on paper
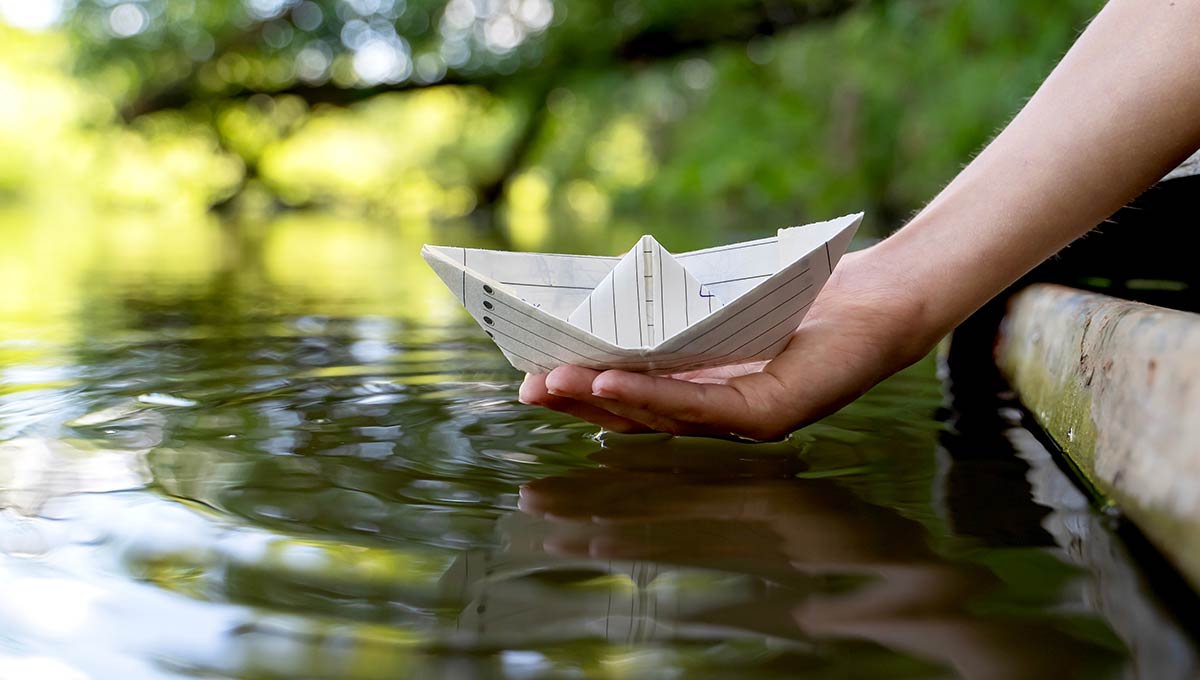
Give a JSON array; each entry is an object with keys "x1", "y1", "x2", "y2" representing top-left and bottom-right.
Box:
[
  {"x1": 421, "y1": 212, "x2": 862, "y2": 374},
  {"x1": 565, "y1": 235, "x2": 724, "y2": 348}
]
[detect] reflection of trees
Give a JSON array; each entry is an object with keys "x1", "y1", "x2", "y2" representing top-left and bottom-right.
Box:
[
  {"x1": 114, "y1": 346, "x2": 1119, "y2": 678},
  {"x1": 2, "y1": 320, "x2": 1157, "y2": 677}
]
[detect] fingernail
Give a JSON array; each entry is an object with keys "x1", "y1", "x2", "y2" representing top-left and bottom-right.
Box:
[
  {"x1": 592, "y1": 387, "x2": 612, "y2": 398},
  {"x1": 546, "y1": 387, "x2": 563, "y2": 397}
]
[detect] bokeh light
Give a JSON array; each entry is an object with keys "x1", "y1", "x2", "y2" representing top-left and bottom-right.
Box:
[
  {"x1": 0, "y1": 0, "x2": 63, "y2": 31},
  {"x1": 0, "y1": 0, "x2": 1106, "y2": 255}
]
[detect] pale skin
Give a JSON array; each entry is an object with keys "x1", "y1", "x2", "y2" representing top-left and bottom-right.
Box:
[{"x1": 520, "y1": 0, "x2": 1200, "y2": 440}]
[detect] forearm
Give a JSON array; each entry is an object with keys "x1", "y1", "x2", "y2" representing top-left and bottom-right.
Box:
[
  {"x1": 524, "y1": 0, "x2": 1200, "y2": 439},
  {"x1": 876, "y1": 0, "x2": 1200, "y2": 342}
]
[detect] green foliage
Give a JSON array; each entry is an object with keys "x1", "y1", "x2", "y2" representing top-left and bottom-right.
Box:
[
  {"x1": 511, "y1": 0, "x2": 1104, "y2": 250},
  {"x1": 1, "y1": 0, "x2": 1103, "y2": 251},
  {"x1": 61, "y1": 0, "x2": 853, "y2": 102}
]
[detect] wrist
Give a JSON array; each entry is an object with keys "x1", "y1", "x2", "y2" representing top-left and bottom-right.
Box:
[
  {"x1": 863, "y1": 222, "x2": 974, "y2": 355},
  {"x1": 832, "y1": 243, "x2": 947, "y2": 368},
  {"x1": 878, "y1": 193, "x2": 1037, "y2": 326}
]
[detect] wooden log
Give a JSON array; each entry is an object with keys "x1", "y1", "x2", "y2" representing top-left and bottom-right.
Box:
[
  {"x1": 997, "y1": 284, "x2": 1200, "y2": 590},
  {"x1": 1164, "y1": 148, "x2": 1200, "y2": 181}
]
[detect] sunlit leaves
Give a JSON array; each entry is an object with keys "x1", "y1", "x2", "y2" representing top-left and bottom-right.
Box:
[
  {"x1": 58, "y1": 0, "x2": 559, "y2": 100},
  {"x1": 1, "y1": 0, "x2": 1106, "y2": 253},
  {"x1": 500, "y1": 0, "x2": 1105, "y2": 251},
  {"x1": 0, "y1": 25, "x2": 242, "y2": 212},
  {"x1": 257, "y1": 86, "x2": 520, "y2": 219}
]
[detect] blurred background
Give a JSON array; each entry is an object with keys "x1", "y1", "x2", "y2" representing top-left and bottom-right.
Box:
[
  {"x1": 14, "y1": 4, "x2": 1200, "y2": 679},
  {"x1": 1, "y1": 0, "x2": 1105, "y2": 330}
]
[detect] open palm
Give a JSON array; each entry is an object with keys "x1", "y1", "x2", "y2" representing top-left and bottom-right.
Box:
[{"x1": 519, "y1": 249, "x2": 936, "y2": 440}]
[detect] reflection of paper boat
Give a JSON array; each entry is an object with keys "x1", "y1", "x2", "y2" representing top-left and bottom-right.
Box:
[{"x1": 422, "y1": 213, "x2": 861, "y2": 374}]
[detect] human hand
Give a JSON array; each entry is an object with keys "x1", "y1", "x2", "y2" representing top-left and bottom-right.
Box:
[{"x1": 518, "y1": 247, "x2": 940, "y2": 440}]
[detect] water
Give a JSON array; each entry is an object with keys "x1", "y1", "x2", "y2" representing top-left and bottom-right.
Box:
[{"x1": 0, "y1": 213, "x2": 1196, "y2": 679}]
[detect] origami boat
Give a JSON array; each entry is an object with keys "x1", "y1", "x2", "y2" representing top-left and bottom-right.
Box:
[{"x1": 422, "y1": 212, "x2": 861, "y2": 374}]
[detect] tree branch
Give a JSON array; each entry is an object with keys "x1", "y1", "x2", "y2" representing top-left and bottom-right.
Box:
[
  {"x1": 617, "y1": 0, "x2": 858, "y2": 61},
  {"x1": 122, "y1": 72, "x2": 486, "y2": 120},
  {"x1": 122, "y1": 0, "x2": 859, "y2": 120},
  {"x1": 476, "y1": 79, "x2": 555, "y2": 211}
]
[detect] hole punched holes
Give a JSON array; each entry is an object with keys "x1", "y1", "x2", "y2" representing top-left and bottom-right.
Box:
[{"x1": 480, "y1": 282, "x2": 495, "y2": 326}]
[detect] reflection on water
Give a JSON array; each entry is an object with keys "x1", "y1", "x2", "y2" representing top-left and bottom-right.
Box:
[{"x1": 0, "y1": 213, "x2": 1196, "y2": 679}]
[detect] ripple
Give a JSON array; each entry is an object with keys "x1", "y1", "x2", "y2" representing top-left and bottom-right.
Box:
[{"x1": 0, "y1": 314, "x2": 1183, "y2": 678}]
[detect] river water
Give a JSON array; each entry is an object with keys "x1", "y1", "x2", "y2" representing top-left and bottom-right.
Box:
[{"x1": 0, "y1": 213, "x2": 1195, "y2": 678}]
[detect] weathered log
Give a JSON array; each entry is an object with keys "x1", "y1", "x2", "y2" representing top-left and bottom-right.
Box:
[{"x1": 997, "y1": 284, "x2": 1200, "y2": 590}]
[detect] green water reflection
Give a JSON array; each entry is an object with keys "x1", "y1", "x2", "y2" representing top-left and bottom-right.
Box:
[{"x1": 0, "y1": 212, "x2": 1193, "y2": 679}]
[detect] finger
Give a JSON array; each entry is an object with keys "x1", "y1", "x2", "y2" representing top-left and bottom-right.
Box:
[
  {"x1": 540, "y1": 364, "x2": 603, "y2": 395},
  {"x1": 519, "y1": 373, "x2": 652, "y2": 434},
  {"x1": 590, "y1": 369, "x2": 787, "y2": 439},
  {"x1": 544, "y1": 366, "x2": 723, "y2": 437}
]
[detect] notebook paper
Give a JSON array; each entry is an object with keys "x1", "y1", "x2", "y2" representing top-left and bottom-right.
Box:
[{"x1": 421, "y1": 212, "x2": 861, "y2": 374}]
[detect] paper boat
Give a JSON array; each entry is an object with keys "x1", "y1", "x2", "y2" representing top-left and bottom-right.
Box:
[{"x1": 422, "y1": 212, "x2": 862, "y2": 374}]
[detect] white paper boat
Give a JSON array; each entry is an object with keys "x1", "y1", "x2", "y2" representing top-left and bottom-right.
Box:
[{"x1": 422, "y1": 212, "x2": 862, "y2": 374}]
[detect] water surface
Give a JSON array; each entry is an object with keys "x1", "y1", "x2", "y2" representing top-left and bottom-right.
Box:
[{"x1": 0, "y1": 213, "x2": 1195, "y2": 678}]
